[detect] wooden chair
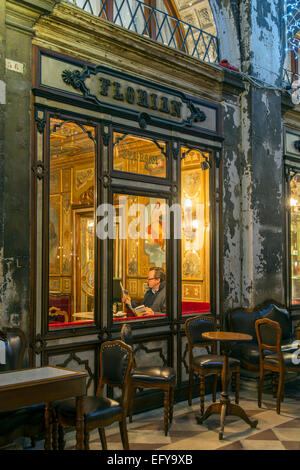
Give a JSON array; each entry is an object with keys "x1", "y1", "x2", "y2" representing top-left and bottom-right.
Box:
[
  {"x1": 121, "y1": 323, "x2": 176, "y2": 436},
  {"x1": 255, "y1": 317, "x2": 300, "y2": 414},
  {"x1": 52, "y1": 340, "x2": 133, "y2": 450},
  {"x1": 184, "y1": 315, "x2": 240, "y2": 415},
  {"x1": 0, "y1": 328, "x2": 45, "y2": 449}
]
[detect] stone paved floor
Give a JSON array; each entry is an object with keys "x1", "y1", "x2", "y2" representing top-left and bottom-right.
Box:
[{"x1": 22, "y1": 385, "x2": 300, "y2": 451}]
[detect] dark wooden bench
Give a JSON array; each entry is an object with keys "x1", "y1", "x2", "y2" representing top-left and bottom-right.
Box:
[{"x1": 225, "y1": 300, "x2": 296, "y2": 371}]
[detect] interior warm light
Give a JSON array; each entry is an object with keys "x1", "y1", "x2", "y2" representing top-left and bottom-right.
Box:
[
  {"x1": 192, "y1": 220, "x2": 199, "y2": 229},
  {"x1": 184, "y1": 198, "x2": 192, "y2": 208},
  {"x1": 290, "y1": 197, "x2": 298, "y2": 207}
]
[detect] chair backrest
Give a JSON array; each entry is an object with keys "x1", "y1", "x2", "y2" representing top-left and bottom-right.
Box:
[
  {"x1": 184, "y1": 315, "x2": 216, "y2": 355},
  {"x1": 120, "y1": 323, "x2": 134, "y2": 349},
  {"x1": 255, "y1": 318, "x2": 282, "y2": 361},
  {"x1": 226, "y1": 299, "x2": 290, "y2": 343},
  {"x1": 97, "y1": 340, "x2": 133, "y2": 405},
  {"x1": 263, "y1": 305, "x2": 292, "y2": 341},
  {"x1": 0, "y1": 328, "x2": 26, "y2": 372}
]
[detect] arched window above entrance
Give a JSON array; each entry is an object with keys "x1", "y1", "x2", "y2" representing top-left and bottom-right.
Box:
[{"x1": 67, "y1": 0, "x2": 219, "y2": 63}]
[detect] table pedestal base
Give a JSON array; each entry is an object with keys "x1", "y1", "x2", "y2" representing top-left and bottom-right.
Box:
[{"x1": 196, "y1": 392, "x2": 258, "y2": 440}]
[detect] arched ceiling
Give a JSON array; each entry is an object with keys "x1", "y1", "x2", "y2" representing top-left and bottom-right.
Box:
[{"x1": 174, "y1": 0, "x2": 217, "y2": 37}]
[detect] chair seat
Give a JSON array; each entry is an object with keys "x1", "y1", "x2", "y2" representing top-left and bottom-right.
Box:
[
  {"x1": 0, "y1": 408, "x2": 29, "y2": 435},
  {"x1": 131, "y1": 366, "x2": 176, "y2": 384},
  {"x1": 264, "y1": 351, "x2": 300, "y2": 368},
  {"x1": 192, "y1": 354, "x2": 240, "y2": 370},
  {"x1": 0, "y1": 403, "x2": 45, "y2": 436},
  {"x1": 230, "y1": 340, "x2": 298, "y2": 367},
  {"x1": 55, "y1": 396, "x2": 122, "y2": 424}
]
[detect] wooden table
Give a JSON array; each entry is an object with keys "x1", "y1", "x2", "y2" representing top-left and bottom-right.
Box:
[
  {"x1": 0, "y1": 366, "x2": 87, "y2": 450},
  {"x1": 196, "y1": 331, "x2": 258, "y2": 439}
]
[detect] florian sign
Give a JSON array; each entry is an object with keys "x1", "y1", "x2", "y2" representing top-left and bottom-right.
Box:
[
  {"x1": 94, "y1": 74, "x2": 183, "y2": 118},
  {"x1": 61, "y1": 68, "x2": 206, "y2": 128},
  {"x1": 39, "y1": 52, "x2": 219, "y2": 133}
]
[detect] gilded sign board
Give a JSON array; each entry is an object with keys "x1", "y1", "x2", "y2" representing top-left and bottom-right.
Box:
[
  {"x1": 62, "y1": 68, "x2": 187, "y2": 124},
  {"x1": 39, "y1": 53, "x2": 218, "y2": 133}
]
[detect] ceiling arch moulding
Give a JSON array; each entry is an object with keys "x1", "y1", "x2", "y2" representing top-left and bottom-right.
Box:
[
  {"x1": 207, "y1": 0, "x2": 240, "y2": 68},
  {"x1": 173, "y1": 0, "x2": 240, "y2": 68}
]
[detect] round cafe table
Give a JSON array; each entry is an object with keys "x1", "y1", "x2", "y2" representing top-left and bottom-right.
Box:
[{"x1": 196, "y1": 331, "x2": 258, "y2": 440}]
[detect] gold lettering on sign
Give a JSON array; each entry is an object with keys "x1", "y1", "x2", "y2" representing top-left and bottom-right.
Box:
[{"x1": 98, "y1": 77, "x2": 182, "y2": 119}]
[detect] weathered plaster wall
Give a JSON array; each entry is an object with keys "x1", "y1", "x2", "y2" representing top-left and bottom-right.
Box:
[
  {"x1": 222, "y1": 97, "x2": 242, "y2": 309},
  {"x1": 239, "y1": 0, "x2": 284, "y2": 87},
  {"x1": 246, "y1": 88, "x2": 284, "y2": 304},
  {"x1": 1, "y1": 24, "x2": 32, "y2": 334},
  {"x1": 1, "y1": 1, "x2": 56, "y2": 339},
  {"x1": 222, "y1": 1, "x2": 285, "y2": 309},
  {"x1": 0, "y1": 0, "x2": 5, "y2": 326}
]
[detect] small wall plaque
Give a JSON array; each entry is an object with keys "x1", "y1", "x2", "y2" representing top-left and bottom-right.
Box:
[{"x1": 5, "y1": 59, "x2": 24, "y2": 74}]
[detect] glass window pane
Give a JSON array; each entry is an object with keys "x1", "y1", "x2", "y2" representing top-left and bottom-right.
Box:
[
  {"x1": 48, "y1": 119, "x2": 96, "y2": 330},
  {"x1": 113, "y1": 133, "x2": 167, "y2": 178},
  {"x1": 112, "y1": 193, "x2": 167, "y2": 322},
  {"x1": 181, "y1": 147, "x2": 210, "y2": 316},
  {"x1": 291, "y1": 174, "x2": 300, "y2": 306}
]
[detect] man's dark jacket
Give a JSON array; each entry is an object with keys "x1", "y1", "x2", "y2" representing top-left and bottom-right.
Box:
[{"x1": 132, "y1": 281, "x2": 166, "y2": 314}]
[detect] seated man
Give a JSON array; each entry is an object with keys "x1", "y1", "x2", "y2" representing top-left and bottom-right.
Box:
[{"x1": 123, "y1": 267, "x2": 166, "y2": 316}]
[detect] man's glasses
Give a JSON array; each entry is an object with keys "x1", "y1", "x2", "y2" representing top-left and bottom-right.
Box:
[{"x1": 147, "y1": 277, "x2": 158, "y2": 281}]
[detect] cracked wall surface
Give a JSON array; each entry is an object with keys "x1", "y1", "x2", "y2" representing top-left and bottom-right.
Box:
[
  {"x1": 0, "y1": 4, "x2": 32, "y2": 338},
  {"x1": 221, "y1": 1, "x2": 286, "y2": 311},
  {"x1": 0, "y1": 1, "x2": 5, "y2": 328},
  {"x1": 222, "y1": 99, "x2": 242, "y2": 310},
  {"x1": 223, "y1": 85, "x2": 285, "y2": 310}
]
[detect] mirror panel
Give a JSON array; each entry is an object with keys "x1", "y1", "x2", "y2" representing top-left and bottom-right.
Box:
[
  {"x1": 112, "y1": 193, "x2": 168, "y2": 323},
  {"x1": 48, "y1": 118, "x2": 96, "y2": 329},
  {"x1": 180, "y1": 147, "x2": 210, "y2": 316}
]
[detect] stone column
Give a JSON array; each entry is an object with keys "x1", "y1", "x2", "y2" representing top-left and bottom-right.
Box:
[{"x1": 223, "y1": 0, "x2": 286, "y2": 310}]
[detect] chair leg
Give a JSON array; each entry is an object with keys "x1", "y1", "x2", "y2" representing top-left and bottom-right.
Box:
[
  {"x1": 212, "y1": 374, "x2": 218, "y2": 402},
  {"x1": 30, "y1": 437, "x2": 36, "y2": 448},
  {"x1": 188, "y1": 369, "x2": 194, "y2": 406},
  {"x1": 277, "y1": 371, "x2": 284, "y2": 414},
  {"x1": 119, "y1": 418, "x2": 130, "y2": 450},
  {"x1": 58, "y1": 424, "x2": 65, "y2": 450},
  {"x1": 98, "y1": 428, "x2": 107, "y2": 450},
  {"x1": 164, "y1": 390, "x2": 169, "y2": 436},
  {"x1": 169, "y1": 386, "x2": 174, "y2": 425},
  {"x1": 258, "y1": 367, "x2": 264, "y2": 408},
  {"x1": 129, "y1": 387, "x2": 137, "y2": 423},
  {"x1": 199, "y1": 374, "x2": 205, "y2": 416},
  {"x1": 52, "y1": 417, "x2": 58, "y2": 450},
  {"x1": 84, "y1": 431, "x2": 90, "y2": 450},
  {"x1": 272, "y1": 372, "x2": 277, "y2": 397},
  {"x1": 235, "y1": 371, "x2": 240, "y2": 404}
]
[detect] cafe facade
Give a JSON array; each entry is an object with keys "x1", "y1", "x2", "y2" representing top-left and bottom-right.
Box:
[{"x1": 1, "y1": 0, "x2": 300, "y2": 408}]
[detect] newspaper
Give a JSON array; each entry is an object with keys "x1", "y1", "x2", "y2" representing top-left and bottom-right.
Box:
[{"x1": 120, "y1": 282, "x2": 146, "y2": 315}]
